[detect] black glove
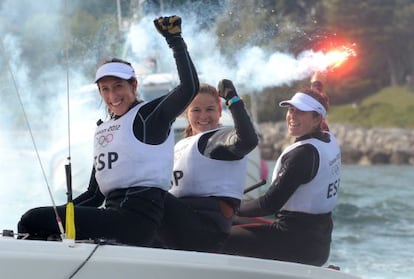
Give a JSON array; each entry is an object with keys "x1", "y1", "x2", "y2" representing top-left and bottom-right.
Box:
[
  {"x1": 153, "y1": 15, "x2": 182, "y2": 39},
  {"x1": 218, "y1": 79, "x2": 237, "y2": 101}
]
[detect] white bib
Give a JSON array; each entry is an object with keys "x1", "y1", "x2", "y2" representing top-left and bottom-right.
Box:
[
  {"x1": 170, "y1": 128, "x2": 247, "y2": 199},
  {"x1": 94, "y1": 103, "x2": 174, "y2": 195},
  {"x1": 272, "y1": 133, "x2": 341, "y2": 213}
]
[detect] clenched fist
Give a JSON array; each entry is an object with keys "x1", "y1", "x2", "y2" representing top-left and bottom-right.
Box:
[
  {"x1": 218, "y1": 79, "x2": 237, "y2": 101},
  {"x1": 154, "y1": 15, "x2": 182, "y2": 38}
]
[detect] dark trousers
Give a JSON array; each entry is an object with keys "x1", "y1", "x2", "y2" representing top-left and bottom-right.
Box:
[
  {"x1": 222, "y1": 212, "x2": 333, "y2": 266},
  {"x1": 156, "y1": 193, "x2": 233, "y2": 253},
  {"x1": 18, "y1": 187, "x2": 166, "y2": 246}
]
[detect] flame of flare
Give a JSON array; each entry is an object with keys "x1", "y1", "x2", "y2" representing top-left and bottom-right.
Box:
[{"x1": 323, "y1": 46, "x2": 356, "y2": 69}]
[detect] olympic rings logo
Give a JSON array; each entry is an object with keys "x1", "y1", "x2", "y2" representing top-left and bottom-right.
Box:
[{"x1": 96, "y1": 133, "x2": 114, "y2": 147}]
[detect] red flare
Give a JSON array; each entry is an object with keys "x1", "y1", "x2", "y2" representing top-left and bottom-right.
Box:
[
  {"x1": 315, "y1": 44, "x2": 356, "y2": 72},
  {"x1": 323, "y1": 45, "x2": 356, "y2": 70}
]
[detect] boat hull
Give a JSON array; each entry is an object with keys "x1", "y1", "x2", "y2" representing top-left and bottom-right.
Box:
[{"x1": 0, "y1": 238, "x2": 360, "y2": 279}]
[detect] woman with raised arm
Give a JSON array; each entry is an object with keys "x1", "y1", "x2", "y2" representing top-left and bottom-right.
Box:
[
  {"x1": 157, "y1": 80, "x2": 258, "y2": 252},
  {"x1": 222, "y1": 82, "x2": 341, "y2": 266},
  {"x1": 18, "y1": 15, "x2": 199, "y2": 246}
]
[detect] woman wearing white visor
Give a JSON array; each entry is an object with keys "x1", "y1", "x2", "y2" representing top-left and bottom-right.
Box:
[
  {"x1": 223, "y1": 87, "x2": 341, "y2": 266},
  {"x1": 18, "y1": 15, "x2": 199, "y2": 247}
]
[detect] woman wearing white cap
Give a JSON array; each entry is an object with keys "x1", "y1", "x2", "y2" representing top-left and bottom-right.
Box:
[
  {"x1": 222, "y1": 87, "x2": 341, "y2": 266},
  {"x1": 18, "y1": 15, "x2": 199, "y2": 246}
]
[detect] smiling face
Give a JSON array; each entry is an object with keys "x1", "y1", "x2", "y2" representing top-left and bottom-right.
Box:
[
  {"x1": 186, "y1": 92, "x2": 222, "y2": 135},
  {"x1": 286, "y1": 106, "x2": 322, "y2": 137},
  {"x1": 98, "y1": 76, "x2": 137, "y2": 117}
]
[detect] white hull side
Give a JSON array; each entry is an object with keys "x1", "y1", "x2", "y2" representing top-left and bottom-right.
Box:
[{"x1": 0, "y1": 238, "x2": 360, "y2": 279}]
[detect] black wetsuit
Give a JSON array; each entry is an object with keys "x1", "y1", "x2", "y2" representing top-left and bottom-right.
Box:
[
  {"x1": 222, "y1": 132, "x2": 339, "y2": 266},
  {"x1": 17, "y1": 35, "x2": 199, "y2": 246},
  {"x1": 157, "y1": 98, "x2": 258, "y2": 253}
]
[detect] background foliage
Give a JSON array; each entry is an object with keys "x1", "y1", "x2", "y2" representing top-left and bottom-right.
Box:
[{"x1": 2, "y1": 0, "x2": 414, "y2": 127}]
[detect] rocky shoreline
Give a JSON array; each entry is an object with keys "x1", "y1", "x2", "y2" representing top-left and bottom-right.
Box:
[{"x1": 258, "y1": 122, "x2": 414, "y2": 165}]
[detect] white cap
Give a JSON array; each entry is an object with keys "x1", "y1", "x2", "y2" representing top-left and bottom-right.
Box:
[
  {"x1": 279, "y1": 92, "x2": 327, "y2": 117},
  {"x1": 95, "y1": 62, "x2": 136, "y2": 83}
]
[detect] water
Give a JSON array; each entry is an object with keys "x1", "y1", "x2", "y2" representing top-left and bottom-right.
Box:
[
  {"x1": 258, "y1": 162, "x2": 414, "y2": 279},
  {"x1": 330, "y1": 165, "x2": 414, "y2": 279},
  {"x1": 1, "y1": 159, "x2": 413, "y2": 279}
]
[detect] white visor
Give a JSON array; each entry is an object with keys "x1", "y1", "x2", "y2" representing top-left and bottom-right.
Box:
[
  {"x1": 279, "y1": 92, "x2": 326, "y2": 117},
  {"x1": 95, "y1": 62, "x2": 136, "y2": 83}
]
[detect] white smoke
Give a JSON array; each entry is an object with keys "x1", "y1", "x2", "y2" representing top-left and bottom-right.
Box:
[
  {"x1": 0, "y1": 1, "x2": 331, "y2": 232},
  {"x1": 0, "y1": 0, "x2": 102, "y2": 232},
  {"x1": 126, "y1": 13, "x2": 330, "y2": 93}
]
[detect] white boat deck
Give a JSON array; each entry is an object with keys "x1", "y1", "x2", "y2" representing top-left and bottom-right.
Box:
[{"x1": 0, "y1": 237, "x2": 361, "y2": 279}]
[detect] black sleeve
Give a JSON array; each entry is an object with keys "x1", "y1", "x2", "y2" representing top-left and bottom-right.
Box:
[
  {"x1": 133, "y1": 36, "x2": 199, "y2": 144},
  {"x1": 158, "y1": 36, "x2": 199, "y2": 119},
  {"x1": 201, "y1": 100, "x2": 259, "y2": 160},
  {"x1": 237, "y1": 144, "x2": 319, "y2": 217},
  {"x1": 72, "y1": 168, "x2": 105, "y2": 207}
]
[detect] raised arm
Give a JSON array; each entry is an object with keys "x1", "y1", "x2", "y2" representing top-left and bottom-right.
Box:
[
  {"x1": 204, "y1": 80, "x2": 258, "y2": 160},
  {"x1": 152, "y1": 16, "x2": 199, "y2": 120}
]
